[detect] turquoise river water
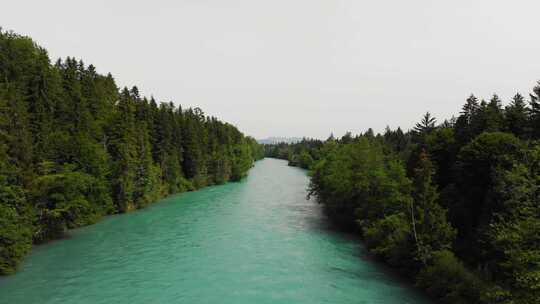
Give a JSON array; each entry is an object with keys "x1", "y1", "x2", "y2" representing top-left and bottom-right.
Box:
[{"x1": 0, "y1": 158, "x2": 431, "y2": 304}]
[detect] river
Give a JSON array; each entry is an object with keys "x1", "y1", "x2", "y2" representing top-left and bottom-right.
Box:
[{"x1": 0, "y1": 158, "x2": 431, "y2": 304}]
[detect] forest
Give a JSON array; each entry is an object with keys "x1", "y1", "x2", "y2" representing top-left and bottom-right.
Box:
[
  {"x1": 1, "y1": 26, "x2": 539, "y2": 304},
  {"x1": 265, "y1": 88, "x2": 540, "y2": 303},
  {"x1": 0, "y1": 30, "x2": 263, "y2": 274}
]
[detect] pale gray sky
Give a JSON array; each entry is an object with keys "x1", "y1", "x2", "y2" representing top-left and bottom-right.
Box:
[{"x1": 3, "y1": 1, "x2": 540, "y2": 139}]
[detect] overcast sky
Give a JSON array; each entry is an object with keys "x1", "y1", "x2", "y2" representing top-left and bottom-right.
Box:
[{"x1": 2, "y1": 1, "x2": 540, "y2": 139}]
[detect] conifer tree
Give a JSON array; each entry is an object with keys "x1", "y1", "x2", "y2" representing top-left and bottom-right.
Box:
[
  {"x1": 455, "y1": 95, "x2": 480, "y2": 144},
  {"x1": 410, "y1": 151, "x2": 455, "y2": 265},
  {"x1": 528, "y1": 82, "x2": 540, "y2": 139},
  {"x1": 0, "y1": 86, "x2": 33, "y2": 185},
  {"x1": 482, "y1": 94, "x2": 504, "y2": 132},
  {"x1": 504, "y1": 93, "x2": 529, "y2": 138},
  {"x1": 413, "y1": 112, "x2": 437, "y2": 136},
  {"x1": 0, "y1": 29, "x2": 261, "y2": 273},
  {"x1": 108, "y1": 88, "x2": 137, "y2": 211}
]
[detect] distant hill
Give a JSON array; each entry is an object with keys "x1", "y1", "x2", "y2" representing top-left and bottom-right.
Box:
[{"x1": 257, "y1": 137, "x2": 303, "y2": 145}]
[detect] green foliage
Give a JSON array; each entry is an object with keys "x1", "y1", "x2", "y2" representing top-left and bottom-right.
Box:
[
  {"x1": 504, "y1": 94, "x2": 529, "y2": 138},
  {"x1": 410, "y1": 151, "x2": 456, "y2": 265},
  {"x1": 483, "y1": 162, "x2": 540, "y2": 303},
  {"x1": 417, "y1": 250, "x2": 484, "y2": 303},
  {"x1": 423, "y1": 127, "x2": 457, "y2": 187},
  {"x1": 0, "y1": 181, "x2": 32, "y2": 275},
  {"x1": 413, "y1": 112, "x2": 437, "y2": 136},
  {"x1": 305, "y1": 81, "x2": 540, "y2": 303},
  {"x1": 31, "y1": 166, "x2": 112, "y2": 242},
  {"x1": 3, "y1": 26, "x2": 540, "y2": 304},
  {"x1": 0, "y1": 29, "x2": 261, "y2": 274},
  {"x1": 454, "y1": 132, "x2": 525, "y2": 241},
  {"x1": 288, "y1": 150, "x2": 314, "y2": 169},
  {"x1": 364, "y1": 213, "x2": 413, "y2": 268},
  {"x1": 264, "y1": 138, "x2": 324, "y2": 168},
  {"x1": 308, "y1": 138, "x2": 411, "y2": 230},
  {"x1": 528, "y1": 82, "x2": 540, "y2": 139},
  {"x1": 231, "y1": 140, "x2": 255, "y2": 181}
]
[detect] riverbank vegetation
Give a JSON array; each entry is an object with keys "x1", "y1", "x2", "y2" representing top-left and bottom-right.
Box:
[
  {"x1": 266, "y1": 89, "x2": 540, "y2": 303},
  {"x1": 0, "y1": 29, "x2": 263, "y2": 274},
  {"x1": 264, "y1": 138, "x2": 323, "y2": 169}
]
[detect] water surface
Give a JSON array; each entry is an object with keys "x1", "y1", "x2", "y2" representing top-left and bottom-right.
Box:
[{"x1": 0, "y1": 158, "x2": 431, "y2": 304}]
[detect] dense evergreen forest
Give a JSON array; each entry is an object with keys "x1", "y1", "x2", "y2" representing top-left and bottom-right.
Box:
[
  {"x1": 265, "y1": 89, "x2": 540, "y2": 303},
  {"x1": 0, "y1": 30, "x2": 263, "y2": 274}
]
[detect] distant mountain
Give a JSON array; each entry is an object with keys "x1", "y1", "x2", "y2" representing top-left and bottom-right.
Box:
[{"x1": 257, "y1": 137, "x2": 303, "y2": 145}]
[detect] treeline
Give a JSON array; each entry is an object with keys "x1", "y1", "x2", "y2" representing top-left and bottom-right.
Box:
[
  {"x1": 267, "y1": 89, "x2": 540, "y2": 303},
  {"x1": 263, "y1": 138, "x2": 324, "y2": 169},
  {"x1": 0, "y1": 30, "x2": 263, "y2": 274}
]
